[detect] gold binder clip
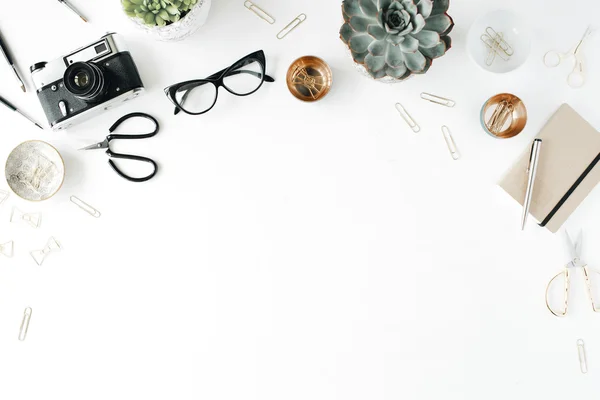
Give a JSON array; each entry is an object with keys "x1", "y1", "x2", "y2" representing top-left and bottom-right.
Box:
[
  {"x1": 277, "y1": 14, "x2": 307, "y2": 39},
  {"x1": 395, "y1": 103, "x2": 420, "y2": 133},
  {"x1": 420, "y1": 92, "x2": 455, "y2": 107},
  {"x1": 442, "y1": 126, "x2": 460, "y2": 160},
  {"x1": 19, "y1": 307, "x2": 32, "y2": 341},
  {"x1": 244, "y1": 1, "x2": 275, "y2": 24}
]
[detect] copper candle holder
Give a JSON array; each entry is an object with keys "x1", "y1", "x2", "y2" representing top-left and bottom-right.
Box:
[
  {"x1": 481, "y1": 93, "x2": 527, "y2": 139},
  {"x1": 286, "y1": 56, "x2": 332, "y2": 102}
]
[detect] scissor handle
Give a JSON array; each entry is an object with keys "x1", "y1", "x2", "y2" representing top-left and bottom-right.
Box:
[
  {"x1": 106, "y1": 150, "x2": 158, "y2": 183},
  {"x1": 107, "y1": 112, "x2": 159, "y2": 140},
  {"x1": 545, "y1": 269, "x2": 570, "y2": 317},
  {"x1": 543, "y1": 50, "x2": 565, "y2": 68},
  {"x1": 567, "y1": 56, "x2": 585, "y2": 88}
]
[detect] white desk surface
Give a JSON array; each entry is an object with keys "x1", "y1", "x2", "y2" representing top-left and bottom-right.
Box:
[{"x1": 1, "y1": 0, "x2": 600, "y2": 398}]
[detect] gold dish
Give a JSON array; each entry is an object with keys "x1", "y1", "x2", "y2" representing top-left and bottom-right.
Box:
[
  {"x1": 5, "y1": 141, "x2": 65, "y2": 201},
  {"x1": 286, "y1": 56, "x2": 332, "y2": 102},
  {"x1": 481, "y1": 93, "x2": 527, "y2": 139}
]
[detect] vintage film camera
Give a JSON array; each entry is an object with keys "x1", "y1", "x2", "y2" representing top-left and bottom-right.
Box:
[{"x1": 31, "y1": 33, "x2": 144, "y2": 131}]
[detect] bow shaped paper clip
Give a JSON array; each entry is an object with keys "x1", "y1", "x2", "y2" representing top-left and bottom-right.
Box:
[
  {"x1": 0, "y1": 189, "x2": 9, "y2": 206},
  {"x1": 0, "y1": 240, "x2": 14, "y2": 258},
  {"x1": 10, "y1": 207, "x2": 41, "y2": 228},
  {"x1": 30, "y1": 237, "x2": 61, "y2": 266}
]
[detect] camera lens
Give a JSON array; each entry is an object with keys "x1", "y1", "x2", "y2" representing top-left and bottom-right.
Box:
[
  {"x1": 73, "y1": 72, "x2": 90, "y2": 88},
  {"x1": 64, "y1": 62, "x2": 108, "y2": 102}
]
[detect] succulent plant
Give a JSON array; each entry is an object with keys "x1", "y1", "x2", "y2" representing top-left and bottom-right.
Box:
[
  {"x1": 340, "y1": 0, "x2": 454, "y2": 81},
  {"x1": 122, "y1": 0, "x2": 199, "y2": 27}
]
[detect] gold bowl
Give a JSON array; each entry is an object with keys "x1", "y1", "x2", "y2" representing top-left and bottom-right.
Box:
[
  {"x1": 481, "y1": 93, "x2": 527, "y2": 139},
  {"x1": 286, "y1": 56, "x2": 332, "y2": 102}
]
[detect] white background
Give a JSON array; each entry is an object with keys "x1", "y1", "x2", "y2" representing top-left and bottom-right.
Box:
[{"x1": 0, "y1": 0, "x2": 600, "y2": 398}]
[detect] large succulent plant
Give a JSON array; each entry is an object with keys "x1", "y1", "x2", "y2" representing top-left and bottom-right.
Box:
[
  {"x1": 340, "y1": 0, "x2": 454, "y2": 81},
  {"x1": 122, "y1": 0, "x2": 199, "y2": 27}
]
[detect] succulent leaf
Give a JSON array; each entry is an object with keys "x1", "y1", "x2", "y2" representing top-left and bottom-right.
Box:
[
  {"x1": 340, "y1": 0, "x2": 453, "y2": 81},
  {"x1": 123, "y1": 0, "x2": 197, "y2": 27},
  {"x1": 424, "y1": 13, "x2": 453, "y2": 34},
  {"x1": 359, "y1": 0, "x2": 378, "y2": 17}
]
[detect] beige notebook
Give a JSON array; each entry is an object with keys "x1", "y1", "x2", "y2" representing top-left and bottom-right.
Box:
[{"x1": 499, "y1": 104, "x2": 600, "y2": 233}]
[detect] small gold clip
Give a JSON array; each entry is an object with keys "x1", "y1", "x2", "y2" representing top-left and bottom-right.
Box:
[
  {"x1": 277, "y1": 14, "x2": 307, "y2": 40},
  {"x1": 395, "y1": 103, "x2": 420, "y2": 133},
  {"x1": 442, "y1": 126, "x2": 460, "y2": 160},
  {"x1": 244, "y1": 1, "x2": 275, "y2": 24},
  {"x1": 19, "y1": 307, "x2": 32, "y2": 341},
  {"x1": 577, "y1": 339, "x2": 588, "y2": 374},
  {"x1": 420, "y1": 92, "x2": 455, "y2": 107},
  {"x1": 70, "y1": 196, "x2": 101, "y2": 218}
]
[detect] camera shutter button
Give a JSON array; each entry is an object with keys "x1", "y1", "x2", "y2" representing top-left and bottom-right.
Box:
[{"x1": 59, "y1": 101, "x2": 68, "y2": 117}]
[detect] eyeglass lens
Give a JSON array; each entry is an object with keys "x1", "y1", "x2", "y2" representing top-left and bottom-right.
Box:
[{"x1": 174, "y1": 58, "x2": 265, "y2": 114}]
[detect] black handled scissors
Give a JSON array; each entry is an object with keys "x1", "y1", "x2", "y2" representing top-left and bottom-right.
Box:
[{"x1": 80, "y1": 112, "x2": 159, "y2": 182}]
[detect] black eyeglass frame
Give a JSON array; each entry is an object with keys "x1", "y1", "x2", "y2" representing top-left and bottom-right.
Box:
[{"x1": 163, "y1": 50, "x2": 275, "y2": 116}]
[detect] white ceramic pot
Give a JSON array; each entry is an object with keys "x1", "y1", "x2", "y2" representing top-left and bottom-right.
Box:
[{"x1": 129, "y1": 0, "x2": 212, "y2": 42}]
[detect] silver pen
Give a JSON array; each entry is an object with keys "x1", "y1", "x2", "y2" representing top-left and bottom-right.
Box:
[
  {"x1": 57, "y1": 0, "x2": 88, "y2": 23},
  {"x1": 522, "y1": 139, "x2": 543, "y2": 230}
]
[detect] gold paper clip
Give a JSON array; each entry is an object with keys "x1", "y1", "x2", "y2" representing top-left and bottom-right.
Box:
[
  {"x1": 70, "y1": 196, "x2": 101, "y2": 218},
  {"x1": 578, "y1": 339, "x2": 588, "y2": 374},
  {"x1": 244, "y1": 0, "x2": 275, "y2": 24},
  {"x1": 481, "y1": 27, "x2": 514, "y2": 66},
  {"x1": 0, "y1": 189, "x2": 9, "y2": 205},
  {"x1": 395, "y1": 103, "x2": 420, "y2": 133},
  {"x1": 420, "y1": 92, "x2": 455, "y2": 107},
  {"x1": 19, "y1": 307, "x2": 32, "y2": 341},
  {"x1": 0, "y1": 240, "x2": 14, "y2": 258},
  {"x1": 277, "y1": 13, "x2": 307, "y2": 39},
  {"x1": 486, "y1": 100, "x2": 514, "y2": 134},
  {"x1": 10, "y1": 207, "x2": 41, "y2": 229},
  {"x1": 30, "y1": 237, "x2": 61, "y2": 266},
  {"x1": 442, "y1": 126, "x2": 460, "y2": 160}
]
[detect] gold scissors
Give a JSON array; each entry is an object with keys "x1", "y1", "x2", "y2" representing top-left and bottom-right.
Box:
[
  {"x1": 545, "y1": 230, "x2": 600, "y2": 317},
  {"x1": 544, "y1": 26, "x2": 594, "y2": 88}
]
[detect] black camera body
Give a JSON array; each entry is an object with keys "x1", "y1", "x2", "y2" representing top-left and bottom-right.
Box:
[{"x1": 31, "y1": 33, "x2": 144, "y2": 131}]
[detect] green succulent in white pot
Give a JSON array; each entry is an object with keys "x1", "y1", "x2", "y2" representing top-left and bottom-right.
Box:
[
  {"x1": 340, "y1": 0, "x2": 454, "y2": 82},
  {"x1": 122, "y1": 0, "x2": 212, "y2": 41}
]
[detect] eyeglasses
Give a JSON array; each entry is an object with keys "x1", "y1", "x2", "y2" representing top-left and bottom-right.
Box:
[{"x1": 164, "y1": 50, "x2": 275, "y2": 116}]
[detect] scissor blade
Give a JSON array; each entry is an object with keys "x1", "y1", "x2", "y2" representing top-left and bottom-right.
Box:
[
  {"x1": 79, "y1": 141, "x2": 108, "y2": 151},
  {"x1": 565, "y1": 229, "x2": 583, "y2": 264}
]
